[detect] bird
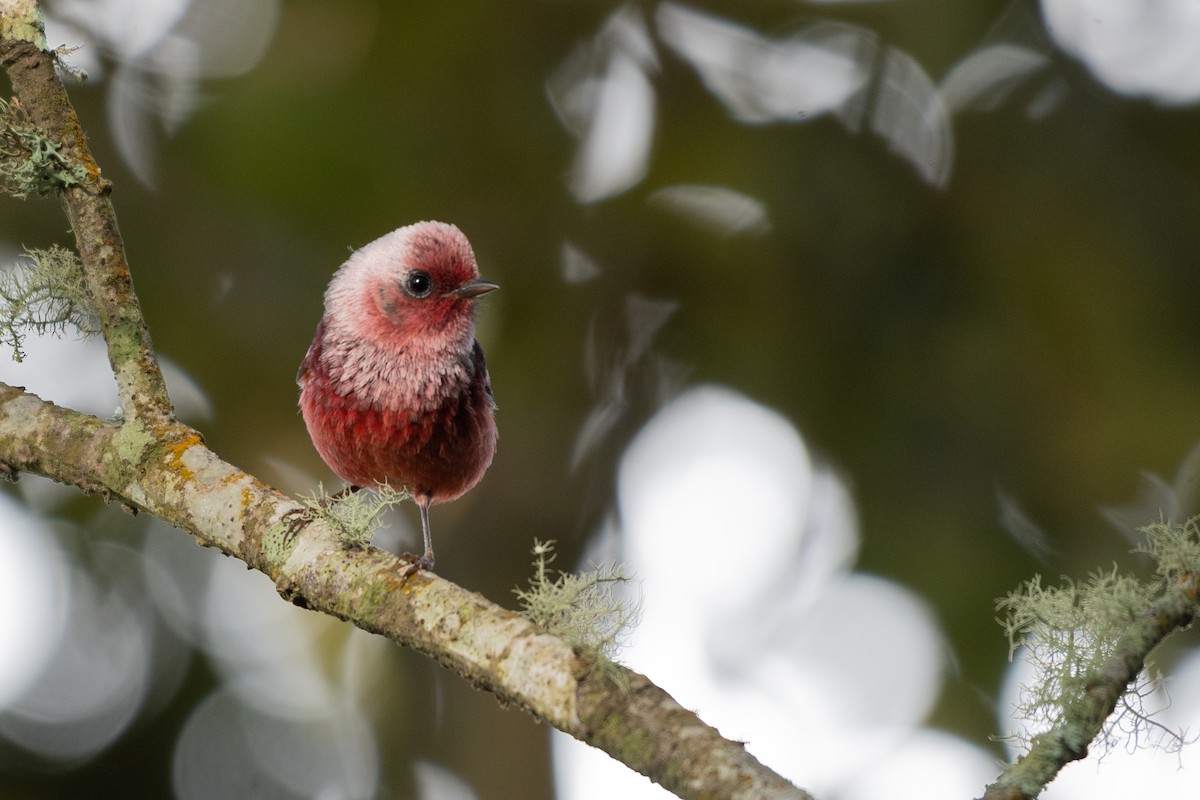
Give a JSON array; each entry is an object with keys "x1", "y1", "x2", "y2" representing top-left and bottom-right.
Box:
[{"x1": 295, "y1": 221, "x2": 498, "y2": 570}]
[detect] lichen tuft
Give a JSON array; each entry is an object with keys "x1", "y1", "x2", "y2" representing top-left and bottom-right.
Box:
[
  {"x1": 514, "y1": 539, "x2": 639, "y2": 686},
  {"x1": 0, "y1": 244, "x2": 95, "y2": 361}
]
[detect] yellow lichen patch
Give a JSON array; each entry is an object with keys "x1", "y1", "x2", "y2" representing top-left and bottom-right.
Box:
[
  {"x1": 402, "y1": 571, "x2": 434, "y2": 595},
  {"x1": 164, "y1": 433, "x2": 203, "y2": 483},
  {"x1": 78, "y1": 150, "x2": 102, "y2": 183},
  {"x1": 223, "y1": 473, "x2": 268, "y2": 519}
]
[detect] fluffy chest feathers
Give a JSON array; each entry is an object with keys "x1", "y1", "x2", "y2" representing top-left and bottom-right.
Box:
[{"x1": 311, "y1": 322, "x2": 476, "y2": 413}]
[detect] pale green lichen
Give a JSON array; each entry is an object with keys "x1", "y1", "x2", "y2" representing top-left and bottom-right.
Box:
[
  {"x1": 514, "y1": 540, "x2": 639, "y2": 685},
  {"x1": 296, "y1": 483, "x2": 409, "y2": 549},
  {"x1": 0, "y1": 97, "x2": 88, "y2": 199},
  {"x1": 998, "y1": 518, "x2": 1200, "y2": 758},
  {"x1": 110, "y1": 419, "x2": 156, "y2": 467},
  {"x1": 0, "y1": 0, "x2": 49, "y2": 51},
  {"x1": 1136, "y1": 517, "x2": 1200, "y2": 584},
  {"x1": 0, "y1": 244, "x2": 96, "y2": 361}
]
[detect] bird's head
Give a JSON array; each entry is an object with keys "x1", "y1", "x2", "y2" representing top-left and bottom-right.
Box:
[{"x1": 325, "y1": 221, "x2": 497, "y2": 350}]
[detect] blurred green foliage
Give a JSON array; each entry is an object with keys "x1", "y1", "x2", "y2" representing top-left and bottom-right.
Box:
[{"x1": 4, "y1": 0, "x2": 1200, "y2": 797}]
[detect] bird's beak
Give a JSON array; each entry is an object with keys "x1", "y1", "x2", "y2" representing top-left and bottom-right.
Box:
[{"x1": 452, "y1": 279, "x2": 499, "y2": 299}]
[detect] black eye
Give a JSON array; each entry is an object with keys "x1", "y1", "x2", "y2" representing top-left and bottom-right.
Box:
[{"x1": 404, "y1": 270, "x2": 433, "y2": 298}]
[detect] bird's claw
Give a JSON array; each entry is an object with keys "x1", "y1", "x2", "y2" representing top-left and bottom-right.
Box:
[
  {"x1": 280, "y1": 507, "x2": 315, "y2": 545},
  {"x1": 399, "y1": 551, "x2": 435, "y2": 575}
]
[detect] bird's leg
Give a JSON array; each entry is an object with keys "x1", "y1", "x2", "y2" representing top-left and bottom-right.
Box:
[
  {"x1": 400, "y1": 497, "x2": 436, "y2": 572},
  {"x1": 416, "y1": 499, "x2": 436, "y2": 570},
  {"x1": 281, "y1": 484, "x2": 362, "y2": 543}
]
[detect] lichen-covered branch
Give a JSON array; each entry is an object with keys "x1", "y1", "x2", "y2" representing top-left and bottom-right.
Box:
[
  {"x1": 0, "y1": 6, "x2": 171, "y2": 421},
  {"x1": 0, "y1": 382, "x2": 811, "y2": 800},
  {"x1": 0, "y1": 4, "x2": 813, "y2": 797},
  {"x1": 980, "y1": 565, "x2": 1200, "y2": 800}
]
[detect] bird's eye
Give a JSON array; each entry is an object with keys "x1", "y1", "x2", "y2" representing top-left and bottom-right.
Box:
[{"x1": 404, "y1": 270, "x2": 433, "y2": 298}]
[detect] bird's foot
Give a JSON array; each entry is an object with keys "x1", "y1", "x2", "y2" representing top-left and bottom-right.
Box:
[
  {"x1": 280, "y1": 506, "x2": 317, "y2": 545},
  {"x1": 399, "y1": 550, "x2": 435, "y2": 575}
]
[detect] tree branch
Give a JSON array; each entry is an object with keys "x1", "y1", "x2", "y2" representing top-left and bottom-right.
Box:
[
  {"x1": 0, "y1": 5, "x2": 813, "y2": 799},
  {"x1": 980, "y1": 569, "x2": 1200, "y2": 800},
  {"x1": 0, "y1": 382, "x2": 813, "y2": 800},
  {"x1": 1, "y1": 13, "x2": 172, "y2": 422}
]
